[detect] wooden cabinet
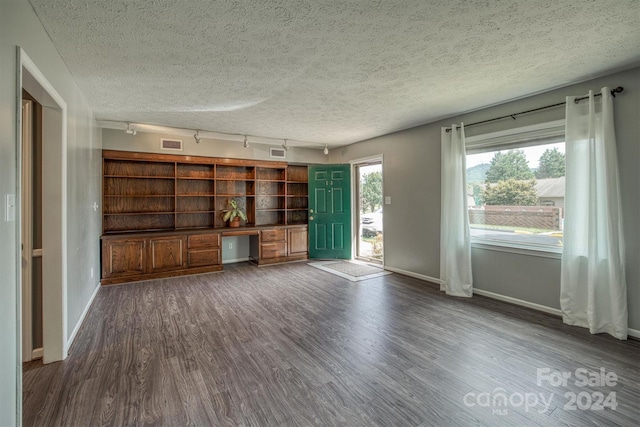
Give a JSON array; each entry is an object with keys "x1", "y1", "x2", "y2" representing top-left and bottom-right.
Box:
[
  {"x1": 187, "y1": 233, "x2": 221, "y2": 268},
  {"x1": 101, "y1": 151, "x2": 309, "y2": 284},
  {"x1": 102, "y1": 231, "x2": 222, "y2": 285},
  {"x1": 260, "y1": 228, "x2": 287, "y2": 261},
  {"x1": 288, "y1": 227, "x2": 308, "y2": 258},
  {"x1": 248, "y1": 225, "x2": 308, "y2": 266},
  {"x1": 148, "y1": 236, "x2": 186, "y2": 273},
  {"x1": 102, "y1": 237, "x2": 146, "y2": 279}
]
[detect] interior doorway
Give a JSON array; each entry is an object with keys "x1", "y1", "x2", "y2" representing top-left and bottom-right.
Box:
[
  {"x1": 21, "y1": 93, "x2": 44, "y2": 362},
  {"x1": 19, "y1": 48, "x2": 68, "y2": 364},
  {"x1": 355, "y1": 160, "x2": 383, "y2": 264}
]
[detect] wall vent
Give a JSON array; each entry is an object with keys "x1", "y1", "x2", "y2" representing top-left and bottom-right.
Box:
[
  {"x1": 270, "y1": 147, "x2": 286, "y2": 159},
  {"x1": 161, "y1": 138, "x2": 183, "y2": 151}
]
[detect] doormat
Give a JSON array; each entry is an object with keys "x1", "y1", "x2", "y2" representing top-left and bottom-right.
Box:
[{"x1": 308, "y1": 260, "x2": 391, "y2": 282}]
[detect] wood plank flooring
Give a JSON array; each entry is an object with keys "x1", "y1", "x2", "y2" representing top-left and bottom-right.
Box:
[{"x1": 23, "y1": 262, "x2": 640, "y2": 426}]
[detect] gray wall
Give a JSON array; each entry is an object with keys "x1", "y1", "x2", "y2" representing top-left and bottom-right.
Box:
[
  {"x1": 102, "y1": 128, "x2": 328, "y2": 164},
  {"x1": 222, "y1": 235, "x2": 251, "y2": 263},
  {"x1": 0, "y1": 0, "x2": 102, "y2": 424},
  {"x1": 332, "y1": 67, "x2": 640, "y2": 330}
]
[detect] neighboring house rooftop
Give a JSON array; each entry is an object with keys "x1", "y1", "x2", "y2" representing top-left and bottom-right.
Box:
[
  {"x1": 535, "y1": 177, "x2": 565, "y2": 198},
  {"x1": 467, "y1": 177, "x2": 566, "y2": 198}
]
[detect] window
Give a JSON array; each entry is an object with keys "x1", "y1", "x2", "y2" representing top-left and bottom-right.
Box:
[{"x1": 466, "y1": 120, "x2": 565, "y2": 253}]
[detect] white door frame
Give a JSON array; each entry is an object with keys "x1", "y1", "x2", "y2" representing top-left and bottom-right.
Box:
[
  {"x1": 21, "y1": 99, "x2": 33, "y2": 362},
  {"x1": 349, "y1": 155, "x2": 384, "y2": 265},
  {"x1": 17, "y1": 47, "x2": 68, "y2": 364}
]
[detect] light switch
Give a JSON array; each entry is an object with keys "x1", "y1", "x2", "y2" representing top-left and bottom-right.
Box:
[
  {"x1": 384, "y1": 196, "x2": 391, "y2": 205},
  {"x1": 5, "y1": 194, "x2": 15, "y2": 222}
]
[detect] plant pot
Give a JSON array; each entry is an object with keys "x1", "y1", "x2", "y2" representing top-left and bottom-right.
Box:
[{"x1": 229, "y1": 217, "x2": 241, "y2": 228}]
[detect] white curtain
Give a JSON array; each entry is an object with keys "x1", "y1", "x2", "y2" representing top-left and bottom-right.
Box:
[
  {"x1": 561, "y1": 87, "x2": 628, "y2": 340},
  {"x1": 440, "y1": 124, "x2": 473, "y2": 297}
]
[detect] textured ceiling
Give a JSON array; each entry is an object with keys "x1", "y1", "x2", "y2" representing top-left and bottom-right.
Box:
[{"x1": 30, "y1": 0, "x2": 640, "y2": 146}]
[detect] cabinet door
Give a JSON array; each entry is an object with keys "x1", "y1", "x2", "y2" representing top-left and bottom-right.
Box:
[
  {"x1": 288, "y1": 227, "x2": 308, "y2": 256},
  {"x1": 148, "y1": 236, "x2": 187, "y2": 273},
  {"x1": 102, "y1": 238, "x2": 146, "y2": 279}
]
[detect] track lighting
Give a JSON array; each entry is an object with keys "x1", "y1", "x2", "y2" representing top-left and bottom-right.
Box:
[
  {"x1": 194, "y1": 130, "x2": 201, "y2": 144},
  {"x1": 124, "y1": 123, "x2": 137, "y2": 135},
  {"x1": 282, "y1": 139, "x2": 289, "y2": 151},
  {"x1": 243, "y1": 135, "x2": 249, "y2": 148},
  {"x1": 323, "y1": 144, "x2": 329, "y2": 155}
]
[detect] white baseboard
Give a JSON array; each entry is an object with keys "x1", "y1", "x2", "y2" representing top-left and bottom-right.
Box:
[
  {"x1": 383, "y1": 266, "x2": 442, "y2": 285},
  {"x1": 385, "y1": 266, "x2": 639, "y2": 340},
  {"x1": 472, "y1": 288, "x2": 562, "y2": 316},
  {"x1": 383, "y1": 266, "x2": 560, "y2": 315},
  {"x1": 31, "y1": 347, "x2": 43, "y2": 360},
  {"x1": 66, "y1": 282, "x2": 101, "y2": 352},
  {"x1": 223, "y1": 257, "x2": 250, "y2": 265}
]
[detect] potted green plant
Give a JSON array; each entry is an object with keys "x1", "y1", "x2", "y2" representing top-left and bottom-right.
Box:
[{"x1": 222, "y1": 198, "x2": 247, "y2": 228}]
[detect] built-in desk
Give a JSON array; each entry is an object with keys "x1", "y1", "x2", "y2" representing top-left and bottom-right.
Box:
[{"x1": 101, "y1": 224, "x2": 308, "y2": 285}]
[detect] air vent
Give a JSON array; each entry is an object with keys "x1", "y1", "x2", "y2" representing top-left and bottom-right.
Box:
[
  {"x1": 270, "y1": 147, "x2": 286, "y2": 159},
  {"x1": 161, "y1": 138, "x2": 183, "y2": 151}
]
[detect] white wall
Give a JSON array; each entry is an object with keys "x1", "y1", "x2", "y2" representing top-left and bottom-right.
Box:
[
  {"x1": 332, "y1": 67, "x2": 640, "y2": 331},
  {"x1": 0, "y1": 1, "x2": 102, "y2": 424}
]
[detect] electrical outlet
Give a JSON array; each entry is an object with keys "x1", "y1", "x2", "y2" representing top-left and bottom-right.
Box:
[
  {"x1": 228, "y1": 242, "x2": 233, "y2": 249},
  {"x1": 385, "y1": 196, "x2": 391, "y2": 205},
  {"x1": 90, "y1": 267, "x2": 94, "y2": 279},
  {"x1": 92, "y1": 202, "x2": 99, "y2": 211}
]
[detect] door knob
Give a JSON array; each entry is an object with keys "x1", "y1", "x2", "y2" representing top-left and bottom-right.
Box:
[
  {"x1": 309, "y1": 216, "x2": 314, "y2": 221},
  {"x1": 309, "y1": 209, "x2": 314, "y2": 213}
]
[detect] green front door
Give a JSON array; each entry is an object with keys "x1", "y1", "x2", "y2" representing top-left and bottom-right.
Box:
[{"x1": 308, "y1": 164, "x2": 351, "y2": 259}]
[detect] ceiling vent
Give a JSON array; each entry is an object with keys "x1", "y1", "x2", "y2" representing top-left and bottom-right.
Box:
[
  {"x1": 270, "y1": 147, "x2": 286, "y2": 159},
  {"x1": 160, "y1": 138, "x2": 183, "y2": 151}
]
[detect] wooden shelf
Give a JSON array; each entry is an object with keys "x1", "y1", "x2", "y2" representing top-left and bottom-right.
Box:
[
  {"x1": 103, "y1": 151, "x2": 306, "y2": 233},
  {"x1": 105, "y1": 175, "x2": 175, "y2": 179},
  {"x1": 105, "y1": 195, "x2": 174, "y2": 197},
  {"x1": 176, "y1": 211, "x2": 215, "y2": 214},
  {"x1": 177, "y1": 177, "x2": 216, "y2": 181},
  {"x1": 104, "y1": 211, "x2": 175, "y2": 216}
]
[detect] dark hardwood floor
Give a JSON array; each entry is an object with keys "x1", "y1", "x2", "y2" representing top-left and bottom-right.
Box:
[{"x1": 23, "y1": 262, "x2": 640, "y2": 426}]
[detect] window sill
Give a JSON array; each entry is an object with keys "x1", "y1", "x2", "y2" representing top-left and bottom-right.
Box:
[{"x1": 471, "y1": 239, "x2": 562, "y2": 259}]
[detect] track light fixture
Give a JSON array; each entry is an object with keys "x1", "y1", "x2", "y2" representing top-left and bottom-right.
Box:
[
  {"x1": 282, "y1": 139, "x2": 289, "y2": 151},
  {"x1": 323, "y1": 144, "x2": 329, "y2": 155},
  {"x1": 243, "y1": 135, "x2": 249, "y2": 148},
  {"x1": 124, "y1": 123, "x2": 137, "y2": 135},
  {"x1": 194, "y1": 130, "x2": 201, "y2": 144}
]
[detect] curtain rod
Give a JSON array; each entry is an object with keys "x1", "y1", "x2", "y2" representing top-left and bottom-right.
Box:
[{"x1": 445, "y1": 86, "x2": 624, "y2": 132}]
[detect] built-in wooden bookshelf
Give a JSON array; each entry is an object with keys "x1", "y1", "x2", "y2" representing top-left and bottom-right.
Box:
[
  {"x1": 286, "y1": 164, "x2": 309, "y2": 225},
  {"x1": 102, "y1": 150, "x2": 308, "y2": 234},
  {"x1": 101, "y1": 150, "x2": 310, "y2": 285}
]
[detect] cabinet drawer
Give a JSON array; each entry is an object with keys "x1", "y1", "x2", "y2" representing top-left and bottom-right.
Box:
[
  {"x1": 188, "y1": 233, "x2": 220, "y2": 249},
  {"x1": 188, "y1": 249, "x2": 221, "y2": 267},
  {"x1": 260, "y1": 242, "x2": 287, "y2": 259},
  {"x1": 261, "y1": 229, "x2": 286, "y2": 242}
]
